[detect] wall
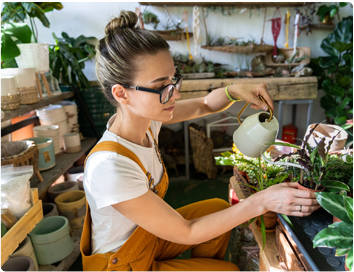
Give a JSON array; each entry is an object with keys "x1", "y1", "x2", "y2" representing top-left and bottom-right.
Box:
[{"x1": 27, "y1": 2, "x2": 353, "y2": 138}]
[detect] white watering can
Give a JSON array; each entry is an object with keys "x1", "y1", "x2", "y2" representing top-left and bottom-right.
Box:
[{"x1": 233, "y1": 95, "x2": 306, "y2": 170}]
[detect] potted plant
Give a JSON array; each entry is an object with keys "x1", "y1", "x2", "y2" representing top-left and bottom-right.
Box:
[
  {"x1": 49, "y1": 32, "x2": 97, "y2": 90},
  {"x1": 315, "y1": 3, "x2": 348, "y2": 25},
  {"x1": 309, "y1": 16, "x2": 353, "y2": 127},
  {"x1": 313, "y1": 191, "x2": 353, "y2": 271},
  {"x1": 267, "y1": 123, "x2": 351, "y2": 193}
]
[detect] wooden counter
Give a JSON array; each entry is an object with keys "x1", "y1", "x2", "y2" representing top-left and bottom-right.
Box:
[{"x1": 179, "y1": 77, "x2": 318, "y2": 101}]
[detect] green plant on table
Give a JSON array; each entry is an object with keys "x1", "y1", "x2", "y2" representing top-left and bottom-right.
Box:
[
  {"x1": 316, "y1": 3, "x2": 348, "y2": 23},
  {"x1": 1, "y1": 22, "x2": 32, "y2": 68},
  {"x1": 49, "y1": 32, "x2": 97, "y2": 89},
  {"x1": 267, "y1": 123, "x2": 351, "y2": 193},
  {"x1": 313, "y1": 189, "x2": 353, "y2": 270},
  {"x1": 1, "y1": 2, "x2": 63, "y2": 43},
  {"x1": 309, "y1": 16, "x2": 353, "y2": 127}
]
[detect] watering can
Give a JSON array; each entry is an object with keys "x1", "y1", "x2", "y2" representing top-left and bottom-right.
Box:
[{"x1": 233, "y1": 95, "x2": 279, "y2": 158}]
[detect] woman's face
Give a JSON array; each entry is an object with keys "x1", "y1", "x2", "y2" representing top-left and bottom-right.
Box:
[{"x1": 127, "y1": 50, "x2": 181, "y2": 123}]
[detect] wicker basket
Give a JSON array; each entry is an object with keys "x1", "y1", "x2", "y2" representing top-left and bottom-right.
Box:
[
  {"x1": 1, "y1": 140, "x2": 43, "y2": 182},
  {"x1": 201, "y1": 42, "x2": 273, "y2": 55},
  {"x1": 15, "y1": 43, "x2": 49, "y2": 74}
]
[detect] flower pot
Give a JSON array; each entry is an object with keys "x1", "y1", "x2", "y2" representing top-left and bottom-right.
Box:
[
  {"x1": 76, "y1": 173, "x2": 84, "y2": 191},
  {"x1": 24, "y1": 137, "x2": 55, "y2": 171},
  {"x1": 54, "y1": 190, "x2": 86, "y2": 229},
  {"x1": 256, "y1": 211, "x2": 278, "y2": 232},
  {"x1": 319, "y1": 15, "x2": 333, "y2": 25},
  {"x1": 2, "y1": 256, "x2": 35, "y2": 271},
  {"x1": 297, "y1": 182, "x2": 324, "y2": 193},
  {"x1": 66, "y1": 166, "x2": 84, "y2": 181},
  {"x1": 333, "y1": 216, "x2": 342, "y2": 223},
  {"x1": 48, "y1": 181, "x2": 79, "y2": 202},
  {"x1": 29, "y1": 216, "x2": 75, "y2": 265},
  {"x1": 11, "y1": 236, "x2": 38, "y2": 271},
  {"x1": 42, "y1": 203, "x2": 59, "y2": 218}
]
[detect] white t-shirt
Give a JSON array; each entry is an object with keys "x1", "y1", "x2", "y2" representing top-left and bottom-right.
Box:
[{"x1": 84, "y1": 114, "x2": 163, "y2": 254}]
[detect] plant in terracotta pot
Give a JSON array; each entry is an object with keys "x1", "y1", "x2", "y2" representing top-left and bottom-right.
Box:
[
  {"x1": 267, "y1": 123, "x2": 351, "y2": 193},
  {"x1": 315, "y1": 3, "x2": 348, "y2": 25},
  {"x1": 313, "y1": 191, "x2": 353, "y2": 271}
]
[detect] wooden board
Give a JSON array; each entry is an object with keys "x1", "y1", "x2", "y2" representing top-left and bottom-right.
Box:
[
  {"x1": 30, "y1": 137, "x2": 97, "y2": 198},
  {"x1": 182, "y1": 73, "x2": 215, "y2": 79},
  {"x1": 139, "y1": 2, "x2": 306, "y2": 7},
  {"x1": 180, "y1": 77, "x2": 318, "y2": 101},
  {"x1": 180, "y1": 91, "x2": 209, "y2": 101},
  {"x1": 1, "y1": 92, "x2": 74, "y2": 122},
  {"x1": 275, "y1": 225, "x2": 306, "y2": 271},
  {"x1": 1, "y1": 188, "x2": 43, "y2": 266}
]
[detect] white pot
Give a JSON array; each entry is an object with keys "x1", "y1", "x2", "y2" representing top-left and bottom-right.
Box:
[
  {"x1": 11, "y1": 236, "x2": 39, "y2": 271},
  {"x1": 15, "y1": 43, "x2": 50, "y2": 74},
  {"x1": 1, "y1": 76, "x2": 17, "y2": 96},
  {"x1": 1, "y1": 68, "x2": 37, "y2": 88}
]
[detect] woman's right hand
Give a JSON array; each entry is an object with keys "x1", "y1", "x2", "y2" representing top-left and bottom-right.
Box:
[{"x1": 248, "y1": 182, "x2": 321, "y2": 217}]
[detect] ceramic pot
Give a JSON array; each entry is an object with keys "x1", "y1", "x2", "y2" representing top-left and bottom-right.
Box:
[
  {"x1": 42, "y1": 203, "x2": 59, "y2": 218},
  {"x1": 55, "y1": 190, "x2": 86, "y2": 229},
  {"x1": 11, "y1": 111, "x2": 36, "y2": 141},
  {"x1": 256, "y1": 211, "x2": 278, "y2": 232},
  {"x1": 11, "y1": 236, "x2": 39, "y2": 271},
  {"x1": 48, "y1": 181, "x2": 79, "y2": 202},
  {"x1": 320, "y1": 14, "x2": 333, "y2": 25},
  {"x1": 66, "y1": 166, "x2": 84, "y2": 181},
  {"x1": 29, "y1": 216, "x2": 75, "y2": 265},
  {"x1": 76, "y1": 173, "x2": 84, "y2": 191},
  {"x1": 333, "y1": 216, "x2": 342, "y2": 223},
  {"x1": 1, "y1": 76, "x2": 19, "y2": 111},
  {"x1": 2, "y1": 256, "x2": 35, "y2": 271},
  {"x1": 24, "y1": 137, "x2": 55, "y2": 171}
]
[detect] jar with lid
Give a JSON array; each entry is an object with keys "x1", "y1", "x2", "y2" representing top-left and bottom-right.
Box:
[{"x1": 1, "y1": 208, "x2": 18, "y2": 229}]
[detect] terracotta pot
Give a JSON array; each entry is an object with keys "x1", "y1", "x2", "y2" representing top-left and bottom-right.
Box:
[
  {"x1": 256, "y1": 211, "x2": 278, "y2": 231},
  {"x1": 255, "y1": 214, "x2": 277, "y2": 233},
  {"x1": 11, "y1": 111, "x2": 35, "y2": 141},
  {"x1": 55, "y1": 190, "x2": 86, "y2": 229},
  {"x1": 2, "y1": 256, "x2": 35, "y2": 271},
  {"x1": 42, "y1": 203, "x2": 59, "y2": 218},
  {"x1": 333, "y1": 216, "x2": 342, "y2": 223},
  {"x1": 29, "y1": 216, "x2": 75, "y2": 265},
  {"x1": 48, "y1": 181, "x2": 79, "y2": 202},
  {"x1": 297, "y1": 182, "x2": 324, "y2": 193},
  {"x1": 11, "y1": 236, "x2": 38, "y2": 271}
]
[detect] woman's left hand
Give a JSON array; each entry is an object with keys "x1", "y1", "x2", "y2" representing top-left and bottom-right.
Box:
[{"x1": 229, "y1": 83, "x2": 274, "y2": 112}]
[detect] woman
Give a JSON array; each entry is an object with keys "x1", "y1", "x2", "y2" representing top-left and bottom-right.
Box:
[{"x1": 81, "y1": 10, "x2": 319, "y2": 271}]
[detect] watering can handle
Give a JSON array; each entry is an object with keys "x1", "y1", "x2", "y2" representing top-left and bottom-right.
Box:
[{"x1": 237, "y1": 95, "x2": 273, "y2": 125}]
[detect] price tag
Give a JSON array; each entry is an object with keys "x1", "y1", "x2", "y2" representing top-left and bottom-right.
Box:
[{"x1": 43, "y1": 151, "x2": 51, "y2": 163}]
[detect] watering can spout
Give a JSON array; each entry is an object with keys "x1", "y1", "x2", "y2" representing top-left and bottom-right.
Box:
[{"x1": 233, "y1": 95, "x2": 279, "y2": 158}]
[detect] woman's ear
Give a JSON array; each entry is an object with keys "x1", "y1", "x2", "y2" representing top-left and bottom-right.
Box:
[{"x1": 112, "y1": 84, "x2": 129, "y2": 105}]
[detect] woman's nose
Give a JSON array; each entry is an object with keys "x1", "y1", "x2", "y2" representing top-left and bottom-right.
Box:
[{"x1": 172, "y1": 86, "x2": 181, "y2": 100}]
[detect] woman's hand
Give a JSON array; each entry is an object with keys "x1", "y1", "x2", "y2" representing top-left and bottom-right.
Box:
[
  {"x1": 229, "y1": 83, "x2": 274, "y2": 112},
  {"x1": 248, "y1": 182, "x2": 321, "y2": 217}
]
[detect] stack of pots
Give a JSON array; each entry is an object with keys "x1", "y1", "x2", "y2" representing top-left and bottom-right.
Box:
[
  {"x1": 2, "y1": 256, "x2": 35, "y2": 271},
  {"x1": 35, "y1": 105, "x2": 69, "y2": 150},
  {"x1": 55, "y1": 101, "x2": 80, "y2": 133},
  {"x1": 10, "y1": 236, "x2": 38, "y2": 271},
  {"x1": 33, "y1": 125, "x2": 60, "y2": 155},
  {"x1": 1, "y1": 68, "x2": 40, "y2": 105},
  {"x1": 48, "y1": 181, "x2": 79, "y2": 203},
  {"x1": 67, "y1": 166, "x2": 84, "y2": 190},
  {"x1": 1, "y1": 76, "x2": 20, "y2": 110}
]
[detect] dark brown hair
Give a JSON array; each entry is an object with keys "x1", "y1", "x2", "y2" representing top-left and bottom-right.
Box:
[{"x1": 96, "y1": 10, "x2": 170, "y2": 106}]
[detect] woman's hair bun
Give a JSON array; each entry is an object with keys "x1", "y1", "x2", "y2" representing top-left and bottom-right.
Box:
[{"x1": 105, "y1": 10, "x2": 138, "y2": 35}]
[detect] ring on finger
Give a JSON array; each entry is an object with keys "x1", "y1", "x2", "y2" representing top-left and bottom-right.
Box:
[{"x1": 299, "y1": 205, "x2": 302, "y2": 212}]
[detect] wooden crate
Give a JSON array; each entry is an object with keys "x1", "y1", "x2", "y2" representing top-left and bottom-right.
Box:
[{"x1": 1, "y1": 188, "x2": 43, "y2": 266}]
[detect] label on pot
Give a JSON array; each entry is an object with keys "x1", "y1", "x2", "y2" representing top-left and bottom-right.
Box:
[{"x1": 43, "y1": 151, "x2": 51, "y2": 162}]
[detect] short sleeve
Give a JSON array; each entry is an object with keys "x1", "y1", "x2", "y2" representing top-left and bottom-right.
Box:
[{"x1": 85, "y1": 151, "x2": 149, "y2": 209}]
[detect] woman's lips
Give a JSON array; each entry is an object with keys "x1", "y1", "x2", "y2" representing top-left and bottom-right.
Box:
[{"x1": 164, "y1": 106, "x2": 175, "y2": 112}]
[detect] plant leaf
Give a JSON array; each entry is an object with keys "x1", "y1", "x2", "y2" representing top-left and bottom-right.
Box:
[
  {"x1": 266, "y1": 142, "x2": 300, "y2": 150},
  {"x1": 313, "y1": 226, "x2": 353, "y2": 249},
  {"x1": 260, "y1": 215, "x2": 266, "y2": 251},
  {"x1": 302, "y1": 123, "x2": 320, "y2": 150},
  {"x1": 336, "y1": 248, "x2": 350, "y2": 256},
  {"x1": 239, "y1": 217, "x2": 256, "y2": 228},
  {"x1": 319, "y1": 56, "x2": 340, "y2": 68},
  {"x1": 321, "y1": 33, "x2": 339, "y2": 57},
  {"x1": 214, "y1": 156, "x2": 234, "y2": 166},
  {"x1": 331, "y1": 41, "x2": 353, "y2": 53},
  {"x1": 221, "y1": 151, "x2": 232, "y2": 158},
  {"x1": 315, "y1": 192, "x2": 352, "y2": 223},
  {"x1": 346, "y1": 247, "x2": 353, "y2": 271},
  {"x1": 281, "y1": 214, "x2": 296, "y2": 231},
  {"x1": 322, "y1": 180, "x2": 351, "y2": 193},
  {"x1": 334, "y1": 16, "x2": 353, "y2": 44},
  {"x1": 344, "y1": 196, "x2": 353, "y2": 223}
]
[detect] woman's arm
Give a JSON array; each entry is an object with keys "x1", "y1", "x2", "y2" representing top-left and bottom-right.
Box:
[
  {"x1": 112, "y1": 182, "x2": 319, "y2": 245},
  {"x1": 164, "y1": 82, "x2": 274, "y2": 125}
]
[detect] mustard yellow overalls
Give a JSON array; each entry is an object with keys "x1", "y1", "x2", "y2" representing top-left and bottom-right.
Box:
[{"x1": 81, "y1": 129, "x2": 240, "y2": 271}]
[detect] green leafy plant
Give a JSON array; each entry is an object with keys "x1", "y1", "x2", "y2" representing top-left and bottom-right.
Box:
[
  {"x1": 142, "y1": 11, "x2": 160, "y2": 30},
  {"x1": 49, "y1": 32, "x2": 97, "y2": 89},
  {"x1": 322, "y1": 154, "x2": 353, "y2": 184},
  {"x1": 313, "y1": 191, "x2": 353, "y2": 270},
  {"x1": 1, "y1": 22, "x2": 32, "y2": 68},
  {"x1": 316, "y1": 3, "x2": 348, "y2": 22},
  {"x1": 267, "y1": 123, "x2": 351, "y2": 192},
  {"x1": 1, "y1": 2, "x2": 63, "y2": 43},
  {"x1": 310, "y1": 16, "x2": 353, "y2": 127}
]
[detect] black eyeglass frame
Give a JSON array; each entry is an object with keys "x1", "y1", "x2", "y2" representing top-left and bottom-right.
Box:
[{"x1": 120, "y1": 73, "x2": 183, "y2": 104}]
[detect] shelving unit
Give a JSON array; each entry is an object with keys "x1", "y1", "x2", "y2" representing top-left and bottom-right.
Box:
[
  {"x1": 30, "y1": 137, "x2": 97, "y2": 198},
  {"x1": 139, "y1": 2, "x2": 306, "y2": 7},
  {"x1": 300, "y1": 24, "x2": 335, "y2": 31},
  {"x1": 1, "y1": 92, "x2": 74, "y2": 122}
]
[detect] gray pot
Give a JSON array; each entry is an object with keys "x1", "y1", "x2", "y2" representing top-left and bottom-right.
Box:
[
  {"x1": 29, "y1": 216, "x2": 75, "y2": 265},
  {"x1": 66, "y1": 166, "x2": 84, "y2": 181},
  {"x1": 11, "y1": 236, "x2": 38, "y2": 271},
  {"x1": 42, "y1": 203, "x2": 59, "y2": 218},
  {"x1": 2, "y1": 256, "x2": 35, "y2": 271},
  {"x1": 48, "y1": 181, "x2": 79, "y2": 202}
]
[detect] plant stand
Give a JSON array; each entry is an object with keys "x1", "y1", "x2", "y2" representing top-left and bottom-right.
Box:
[{"x1": 277, "y1": 209, "x2": 346, "y2": 271}]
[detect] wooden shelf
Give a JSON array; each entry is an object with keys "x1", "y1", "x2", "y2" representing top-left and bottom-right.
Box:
[
  {"x1": 30, "y1": 137, "x2": 97, "y2": 198},
  {"x1": 300, "y1": 23, "x2": 335, "y2": 31},
  {"x1": 139, "y1": 2, "x2": 306, "y2": 7},
  {"x1": 1, "y1": 92, "x2": 74, "y2": 122},
  {"x1": 1, "y1": 188, "x2": 43, "y2": 266}
]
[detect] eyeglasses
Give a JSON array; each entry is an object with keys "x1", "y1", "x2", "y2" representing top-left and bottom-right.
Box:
[{"x1": 120, "y1": 74, "x2": 183, "y2": 104}]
